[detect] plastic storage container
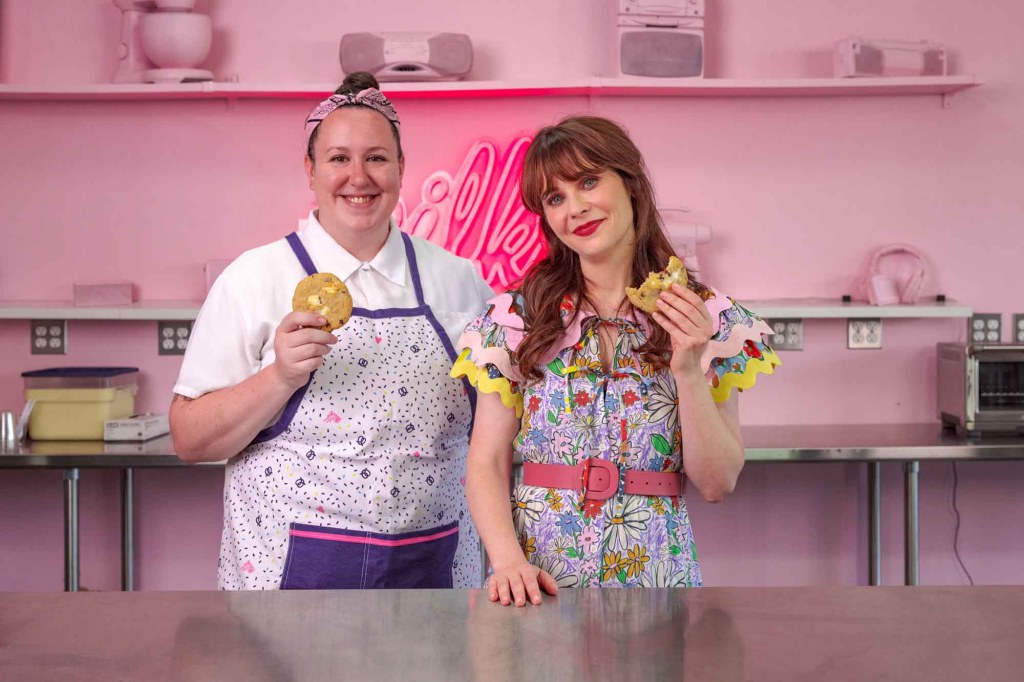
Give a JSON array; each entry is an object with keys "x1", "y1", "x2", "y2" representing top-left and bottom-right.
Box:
[{"x1": 22, "y1": 367, "x2": 139, "y2": 440}]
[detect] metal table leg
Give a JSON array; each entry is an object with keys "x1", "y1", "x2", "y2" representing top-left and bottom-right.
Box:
[
  {"x1": 868, "y1": 462, "x2": 881, "y2": 586},
  {"x1": 63, "y1": 468, "x2": 80, "y2": 592},
  {"x1": 121, "y1": 467, "x2": 134, "y2": 592},
  {"x1": 904, "y1": 460, "x2": 920, "y2": 586}
]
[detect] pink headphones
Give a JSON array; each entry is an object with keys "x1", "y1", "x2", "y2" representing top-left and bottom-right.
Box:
[{"x1": 860, "y1": 244, "x2": 928, "y2": 305}]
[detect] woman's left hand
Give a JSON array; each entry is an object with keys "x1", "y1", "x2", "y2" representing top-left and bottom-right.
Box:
[{"x1": 652, "y1": 284, "x2": 714, "y2": 381}]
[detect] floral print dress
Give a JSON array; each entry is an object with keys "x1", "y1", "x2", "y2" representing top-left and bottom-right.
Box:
[{"x1": 452, "y1": 286, "x2": 779, "y2": 588}]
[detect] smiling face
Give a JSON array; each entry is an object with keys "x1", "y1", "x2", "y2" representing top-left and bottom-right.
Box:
[
  {"x1": 540, "y1": 170, "x2": 636, "y2": 263},
  {"x1": 304, "y1": 106, "x2": 404, "y2": 243}
]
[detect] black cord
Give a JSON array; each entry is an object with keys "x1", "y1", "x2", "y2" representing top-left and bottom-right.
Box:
[{"x1": 951, "y1": 462, "x2": 975, "y2": 586}]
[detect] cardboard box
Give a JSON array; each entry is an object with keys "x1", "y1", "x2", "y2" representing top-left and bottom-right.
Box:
[
  {"x1": 104, "y1": 413, "x2": 169, "y2": 442},
  {"x1": 73, "y1": 282, "x2": 136, "y2": 307}
]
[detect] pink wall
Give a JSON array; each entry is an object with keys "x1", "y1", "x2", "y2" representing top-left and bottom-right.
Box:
[{"x1": 1, "y1": 0, "x2": 1022, "y2": 590}]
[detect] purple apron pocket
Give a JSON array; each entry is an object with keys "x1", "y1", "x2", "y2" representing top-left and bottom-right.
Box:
[{"x1": 279, "y1": 521, "x2": 459, "y2": 590}]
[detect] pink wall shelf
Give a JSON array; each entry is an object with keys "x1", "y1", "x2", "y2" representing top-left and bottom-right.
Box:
[{"x1": 0, "y1": 75, "x2": 980, "y2": 102}]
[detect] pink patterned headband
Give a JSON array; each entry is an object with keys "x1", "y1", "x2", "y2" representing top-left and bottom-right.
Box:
[{"x1": 304, "y1": 88, "x2": 401, "y2": 148}]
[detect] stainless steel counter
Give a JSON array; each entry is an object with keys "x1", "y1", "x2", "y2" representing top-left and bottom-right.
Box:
[
  {"x1": 744, "y1": 423, "x2": 1024, "y2": 461},
  {"x1": 5, "y1": 424, "x2": 1022, "y2": 469},
  {"x1": 3, "y1": 425, "x2": 1023, "y2": 592},
  {"x1": 1, "y1": 586, "x2": 1021, "y2": 681},
  {"x1": 0, "y1": 434, "x2": 189, "y2": 469}
]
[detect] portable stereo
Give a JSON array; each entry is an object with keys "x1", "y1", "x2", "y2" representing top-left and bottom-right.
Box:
[
  {"x1": 618, "y1": 0, "x2": 705, "y2": 78},
  {"x1": 857, "y1": 244, "x2": 928, "y2": 305},
  {"x1": 340, "y1": 32, "x2": 472, "y2": 81},
  {"x1": 834, "y1": 38, "x2": 947, "y2": 78}
]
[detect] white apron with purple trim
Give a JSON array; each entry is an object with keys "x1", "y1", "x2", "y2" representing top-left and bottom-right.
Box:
[{"x1": 217, "y1": 231, "x2": 479, "y2": 590}]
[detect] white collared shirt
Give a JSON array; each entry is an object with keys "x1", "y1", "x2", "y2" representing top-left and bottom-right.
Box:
[{"x1": 173, "y1": 212, "x2": 494, "y2": 399}]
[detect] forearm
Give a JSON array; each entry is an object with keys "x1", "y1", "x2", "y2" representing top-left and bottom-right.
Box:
[
  {"x1": 170, "y1": 364, "x2": 299, "y2": 463},
  {"x1": 674, "y1": 370, "x2": 744, "y2": 502},
  {"x1": 466, "y1": 447, "x2": 527, "y2": 568}
]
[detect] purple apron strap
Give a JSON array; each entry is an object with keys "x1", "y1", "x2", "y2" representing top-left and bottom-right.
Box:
[
  {"x1": 286, "y1": 232, "x2": 318, "y2": 276},
  {"x1": 400, "y1": 232, "x2": 477, "y2": 420},
  {"x1": 252, "y1": 233, "x2": 317, "y2": 443}
]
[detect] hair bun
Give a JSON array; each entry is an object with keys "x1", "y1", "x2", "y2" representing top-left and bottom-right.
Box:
[{"x1": 337, "y1": 72, "x2": 381, "y2": 95}]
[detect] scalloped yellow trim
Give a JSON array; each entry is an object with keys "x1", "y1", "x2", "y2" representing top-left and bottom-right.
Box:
[
  {"x1": 450, "y1": 349, "x2": 524, "y2": 417},
  {"x1": 709, "y1": 350, "x2": 782, "y2": 403}
]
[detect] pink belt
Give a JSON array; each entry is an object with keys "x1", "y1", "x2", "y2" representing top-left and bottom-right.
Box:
[{"x1": 522, "y1": 459, "x2": 684, "y2": 500}]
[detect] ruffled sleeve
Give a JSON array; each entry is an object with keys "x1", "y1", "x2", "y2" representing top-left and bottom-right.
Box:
[
  {"x1": 450, "y1": 291, "x2": 527, "y2": 417},
  {"x1": 699, "y1": 286, "x2": 781, "y2": 403}
]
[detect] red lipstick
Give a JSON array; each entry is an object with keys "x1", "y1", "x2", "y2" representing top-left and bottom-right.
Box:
[{"x1": 573, "y1": 219, "x2": 602, "y2": 237}]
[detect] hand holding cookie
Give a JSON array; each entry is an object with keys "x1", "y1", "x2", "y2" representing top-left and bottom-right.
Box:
[
  {"x1": 267, "y1": 273, "x2": 350, "y2": 391},
  {"x1": 292, "y1": 273, "x2": 353, "y2": 332},
  {"x1": 626, "y1": 256, "x2": 689, "y2": 314},
  {"x1": 631, "y1": 257, "x2": 713, "y2": 379}
]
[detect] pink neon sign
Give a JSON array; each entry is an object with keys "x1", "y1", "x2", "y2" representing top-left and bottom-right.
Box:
[{"x1": 394, "y1": 136, "x2": 547, "y2": 291}]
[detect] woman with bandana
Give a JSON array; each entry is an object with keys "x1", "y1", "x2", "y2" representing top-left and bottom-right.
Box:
[{"x1": 171, "y1": 72, "x2": 492, "y2": 590}]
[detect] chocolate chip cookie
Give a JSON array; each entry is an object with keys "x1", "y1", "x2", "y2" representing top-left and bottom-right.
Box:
[
  {"x1": 626, "y1": 256, "x2": 689, "y2": 314},
  {"x1": 292, "y1": 272, "x2": 353, "y2": 332}
]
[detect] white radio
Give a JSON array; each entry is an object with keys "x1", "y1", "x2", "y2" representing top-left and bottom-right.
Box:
[
  {"x1": 618, "y1": 0, "x2": 705, "y2": 78},
  {"x1": 340, "y1": 32, "x2": 473, "y2": 81},
  {"x1": 834, "y1": 38, "x2": 947, "y2": 78}
]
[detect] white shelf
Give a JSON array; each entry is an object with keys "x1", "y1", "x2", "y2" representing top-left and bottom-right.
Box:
[
  {"x1": 0, "y1": 297, "x2": 971, "y2": 322},
  {"x1": 740, "y1": 298, "x2": 972, "y2": 320},
  {"x1": 0, "y1": 75, "x2": 980, "y2": 102},
  {"x1": 0, "y1": 301, "x2": 202, "y2": 321}
]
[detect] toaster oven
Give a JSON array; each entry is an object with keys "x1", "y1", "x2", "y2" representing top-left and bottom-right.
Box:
[{"x1": 937, "y1": 343, "x2": 1024, "y2": 435}]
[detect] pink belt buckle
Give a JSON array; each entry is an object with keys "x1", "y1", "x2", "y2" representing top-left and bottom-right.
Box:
[{"x1": 578, "y1": 458, "x2": 618, "y2": 501}]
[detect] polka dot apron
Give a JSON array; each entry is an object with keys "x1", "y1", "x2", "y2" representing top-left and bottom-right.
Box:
[{"x1": 217, "y1": 231, "x2": 479, "y2": 590}]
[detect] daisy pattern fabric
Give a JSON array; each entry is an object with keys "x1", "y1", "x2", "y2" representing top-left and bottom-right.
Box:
[{"x1": 452, "y1": 285, "x2": 779, "y2": 588}]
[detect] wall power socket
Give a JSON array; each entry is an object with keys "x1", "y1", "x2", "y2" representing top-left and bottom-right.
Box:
[
  {"x1": 30, "y1": 319, "x2": 67, "y2": 355},
  {"x1": 970, "y1": 313, "x2": 1002, "y2": 343},
  {"x1": 768, "y1": 318, "x2": 803, "y2": 351},
  {"x1": 158, "y1": 321, "x2": 193, "y2": 355},
  {"x1": 848, "y1": 318, "x2": 882, "y2": 350}
]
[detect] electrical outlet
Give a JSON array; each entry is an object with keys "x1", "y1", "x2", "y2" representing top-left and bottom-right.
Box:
[
  {"x1": 1013, "y1": 314, "x2": 1024, "y2": 344},
  {"x1": 158, "y1": 321, "x2": 193, "y2": 355},
  {"x1": 848, "y1": 318, "x2": 883, "y2": 349},
  {"x1": 767, "y1": 318, "x2": 802, "y2": 351},
  {"x1": 30, "y1": 320, "x2": 67, "y2": 355},
  {"x1": 969, "y1": 313, "x2": 1001, "y2": 344}
]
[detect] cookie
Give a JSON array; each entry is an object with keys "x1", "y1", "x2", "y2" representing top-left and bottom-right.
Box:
[
  {"x1": 626, "y1": 256, "x2": 689, "y2": 314},
  {"x1": 292, "y1": 273, "x2": 352, "y2": 332}
]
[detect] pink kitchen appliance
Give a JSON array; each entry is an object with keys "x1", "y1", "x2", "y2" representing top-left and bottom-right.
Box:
[{"x1": 112, "y1": 0, "x2": 214, "y2": 84}]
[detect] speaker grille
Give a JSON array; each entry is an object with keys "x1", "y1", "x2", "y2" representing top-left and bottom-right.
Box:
[
  {"x1": 427, "y1": 33, "x2": 473, "y2": 75},
  {"x1": 340, "y1": 33, "x2": 386, "y2": 74},
  {"x1": 621, "y1": 31, "x2": 703, "y2": 77}
]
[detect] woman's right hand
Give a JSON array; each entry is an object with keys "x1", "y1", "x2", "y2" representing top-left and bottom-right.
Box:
[
  {"x1": 270, "y1": 311, "x2": 338, "y2": 391},
  {"x1": 488, "y1": 560, "x2": 559, "y2": 607}
]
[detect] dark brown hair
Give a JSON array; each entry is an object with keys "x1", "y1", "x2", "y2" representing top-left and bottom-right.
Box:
[
  {"x1": 515, "y1": 115, "x2": 701, "y2": 382},
  {"x1": 306, "y1": 71, "x2": 404, "y2": 161}
]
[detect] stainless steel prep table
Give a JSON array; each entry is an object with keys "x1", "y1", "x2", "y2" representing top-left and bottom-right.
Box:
[
  {"x1": 0, "y1": 436, "x2": 216, "y2": 592},
  {"x1": 1, "y1": 586, "x2": 1021, "y2": 680},
  {"x1": 3, "y1": 425, "x2": 1023, "y2": 591},
  {"x1": 743, "y1": 424, "x2": 1024, "y2": 585}
]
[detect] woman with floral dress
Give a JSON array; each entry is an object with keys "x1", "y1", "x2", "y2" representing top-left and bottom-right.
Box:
[{"x1": 452, "y1": 115, "x2": 780, "y2": 606}]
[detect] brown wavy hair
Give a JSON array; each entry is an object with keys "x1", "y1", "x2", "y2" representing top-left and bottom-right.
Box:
[{"x1": 515, "y1": 115, "x2": 703, "y2": 382}]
